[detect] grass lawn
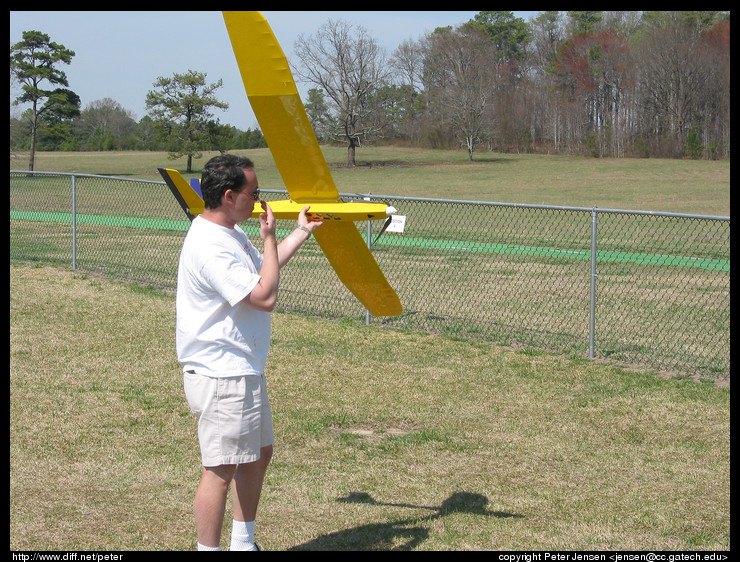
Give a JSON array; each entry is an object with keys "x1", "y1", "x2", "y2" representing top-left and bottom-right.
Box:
[{"x1": 9, "y1": 263, "x2": 730, "y2": 551}]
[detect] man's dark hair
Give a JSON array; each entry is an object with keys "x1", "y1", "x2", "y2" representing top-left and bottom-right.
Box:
[{"x1": 200, "y1": 154, "x2": 255, "y2": 209}]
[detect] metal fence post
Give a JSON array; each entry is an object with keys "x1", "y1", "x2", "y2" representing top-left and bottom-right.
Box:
[
  {"x1": 71, "y1": 174, "x2": 77, "y2": 270},
  {"x1": 589, "y1": 207, "x2": 598, "y2": 359},
  {"x1": 365, "y1": 196, "x2": 373, "y2": 325}
]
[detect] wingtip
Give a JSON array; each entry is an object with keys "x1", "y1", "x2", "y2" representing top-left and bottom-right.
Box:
[{"x1": 386, "y1": 206, "x2": 397, "y2": 216}]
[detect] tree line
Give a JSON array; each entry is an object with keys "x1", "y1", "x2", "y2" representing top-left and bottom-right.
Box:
[
  {"x1": 10, "y1": 11, "x2": 730, "y2": 171},
  {"x1": 9, "y1": 95, "x2": 266, "y2": 153},
  {"x1": 10, "y1": 33, "x2": 266, "y2": 172},
  {"x1": 298, "y1": 10, "x2": 729, "y2": 163}
]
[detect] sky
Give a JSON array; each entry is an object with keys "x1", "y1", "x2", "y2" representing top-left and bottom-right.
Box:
[{"x1": 10, "y1": 11, "x2": 539, "y2": 131}]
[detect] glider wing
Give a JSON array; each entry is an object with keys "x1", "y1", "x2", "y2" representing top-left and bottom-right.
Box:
[
  {"x1": 223, "y1": 10, "x2": 338, "y2": 202},
  {"x1": 223, "y1": 11, "x2": 402, "y2": 316}
]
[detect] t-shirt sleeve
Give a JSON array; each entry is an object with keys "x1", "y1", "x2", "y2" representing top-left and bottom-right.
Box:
[{"x1": 201, "y1": 250, "x2": 261, "y2": 307}]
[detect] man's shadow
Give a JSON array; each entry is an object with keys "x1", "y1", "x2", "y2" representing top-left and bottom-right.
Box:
[{"x1": 288, "y1": 491, "x2": 523, "y2": 551}]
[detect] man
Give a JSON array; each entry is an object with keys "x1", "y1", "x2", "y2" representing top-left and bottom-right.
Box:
[{"x1": 176, "y1": 154, "x2": 322, "y2": 550}]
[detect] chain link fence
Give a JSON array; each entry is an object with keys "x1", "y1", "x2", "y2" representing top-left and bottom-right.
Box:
[{"x1": 11, "y1": 171, "x2": 730, "y2": 380}]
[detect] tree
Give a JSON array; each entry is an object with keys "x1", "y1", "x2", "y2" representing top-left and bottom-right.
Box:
[
  {"x1": 234, "y1": 127, "x2": 267, "y2": 150},
  {"x1": 76, "y1": 98, "x2": 138, "y2": 151},
  {"x1": 204, "y1": 120, "x2": 236, "y2": 154},
  {"x1": 423, "y1": 24, "x2": 497, "y2": 161},
  {"x1": 567, "y1": 11, "x2": 604, "y2": 35},
  {"x1": 134, "y1": 116, "x2": 163, "y2": 151},
  {"x1": 632, "y1": 12, "x2": 721, "y2": 157},
  {"x1": 145, "y1": 70, "x2": 228, "y2": 172},
  {"x1": 391, "y1": 39, "x2": 425, "y2": 95},
  {"x1": 470, "y1": 11, "x2": 530, "y2": 69},
  {"x1": 294, "y1": 19, "x2": 391, "y2": 166},
  {"x1": 10, "y1": 30, "x2": 76, "y2": 170},
  {"x1": 469, "y1": 12, "x2": 533, "y2": 154},
  {"x1": 371, "y1": 84, "x2": 421, "y2": 142},
  {"x1": 553, "y1": 30, "x2": 633, "y2": 157},
  {"x1": 699, "y1": 20, "x2": 730, "y2": 159},
  {"x1": 32, "y1": 89, "x2": 82, "y2": 151}
]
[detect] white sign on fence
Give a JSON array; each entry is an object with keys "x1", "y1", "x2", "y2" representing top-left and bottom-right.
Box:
[{"x1": 385, "y1": 215, "x2": 406, "y2": 233}]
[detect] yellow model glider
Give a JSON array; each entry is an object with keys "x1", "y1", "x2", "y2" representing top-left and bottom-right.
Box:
[{"x1": 159, "y1": 11, "x2": 402, "y2": 317}]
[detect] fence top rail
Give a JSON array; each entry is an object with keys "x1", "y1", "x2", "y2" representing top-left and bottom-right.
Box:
[
  {"x1": 356, "y1": 193, "x2": 730, "y2": 221},
  {"x1": 11, "y1": 169, "x2": 163, "y2": 186},
  {"x1": 11, "y1": 170, "x2": 730, "y2": 222}
]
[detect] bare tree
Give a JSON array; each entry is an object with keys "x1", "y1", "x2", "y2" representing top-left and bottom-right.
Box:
[
  {"x1": 423, "y1": 25, "x2": 497, "y2": 161},
  {"x1": 294, "y1": 19, "x2": 391, "y2": 166},
  {"x1": 390, "y1": 39, "x2": 425, "y2": 94},
  {"x1": 76, "y1": 98, "x2": 137, "y2": 150},
  {"x1": 633, "y1": 16, "x2": 714, "y2": 157}
]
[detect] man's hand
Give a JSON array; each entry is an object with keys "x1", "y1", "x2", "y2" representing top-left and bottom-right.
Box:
[
  {"x1": 298, "y1": 205, "x2": 324, "y2": 234},
  {"x1": 258, "y1": 201, "x2": 277, "y2": 241}
]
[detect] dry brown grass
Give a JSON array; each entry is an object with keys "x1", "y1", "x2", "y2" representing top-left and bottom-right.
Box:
[{"x1": 10, "y1": 263, "x2": 729, "y2": 551}]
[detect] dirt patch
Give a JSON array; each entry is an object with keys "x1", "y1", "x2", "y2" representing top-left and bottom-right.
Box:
[{"x1": 339, "y1": 425, "x2": 420, "y2": 439}]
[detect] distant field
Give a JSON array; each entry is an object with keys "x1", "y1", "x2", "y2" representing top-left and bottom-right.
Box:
[{"x1": 9, "y1": 147, "x2": 730, "y2": 216}]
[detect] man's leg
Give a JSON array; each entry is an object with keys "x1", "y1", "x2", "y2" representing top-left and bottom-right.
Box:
[
  {"x1": 230, "y1": 445, "x2": 273, "y2": 550},
  {"x1": 232, "y1": 445, "x2": 273, "y2": 521},
  {"x1": 194, "y1": 464, "x2": 237, "y2": 549}
]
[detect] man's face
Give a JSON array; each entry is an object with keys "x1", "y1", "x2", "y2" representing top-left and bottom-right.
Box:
[{"x1": 230, "y1": 167, "x2": 261, "y2": 222}]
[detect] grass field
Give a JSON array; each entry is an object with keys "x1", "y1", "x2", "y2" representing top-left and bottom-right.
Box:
[
  {"x1": 10, "y1": 148, "x2": 730, "y2": 550},
  {"x1": 9, "y1": 147, "x2": 730, "y2": 216},
  {"x1": 9, "y1": 263, "x2": 730, "y2": 551}
]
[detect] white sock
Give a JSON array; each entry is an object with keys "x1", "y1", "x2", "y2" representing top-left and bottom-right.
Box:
[
  {"x1": 230, "y1": 519, "x2": 257, "y2": 551},
  {"x1": 197, "y1": 542, "x2": 221, "y2": 551}
]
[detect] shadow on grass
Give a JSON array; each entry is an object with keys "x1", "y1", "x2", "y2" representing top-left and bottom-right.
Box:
[{"x1": 288, "y1": 491, "x2": 523, "y2": 551}]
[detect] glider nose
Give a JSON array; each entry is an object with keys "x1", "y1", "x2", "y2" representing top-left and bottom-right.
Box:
[{"x1": 386, "y1": 206, "x2": 397, "y2": 216}]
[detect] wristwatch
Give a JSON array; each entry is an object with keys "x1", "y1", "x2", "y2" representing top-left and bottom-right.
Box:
[{"x1": 295, "y1": 224, "x2": 311, "y2": 237}]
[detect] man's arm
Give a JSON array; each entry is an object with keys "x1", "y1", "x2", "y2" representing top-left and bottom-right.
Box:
[{"x1": 241, "y1": 204, "x2": 280, "y2": 312}]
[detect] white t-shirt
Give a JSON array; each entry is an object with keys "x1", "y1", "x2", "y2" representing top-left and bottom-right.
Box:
[{"x1": 176, "y1": 215, "x2": 271, "y2": 377}]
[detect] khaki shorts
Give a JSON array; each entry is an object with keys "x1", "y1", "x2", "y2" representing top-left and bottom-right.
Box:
[{"x1": 184, "y1": 372, "x2": 274, "y2": 467}]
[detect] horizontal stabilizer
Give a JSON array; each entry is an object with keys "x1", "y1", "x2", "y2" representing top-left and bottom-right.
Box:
[{"x1": 158, "y1": 168, "x2": 204, "y2": 221}]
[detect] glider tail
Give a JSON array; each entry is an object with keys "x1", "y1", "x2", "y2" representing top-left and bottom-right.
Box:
[{"x1": 158, "y1": 167, "x2": 205, "y2": 221}]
